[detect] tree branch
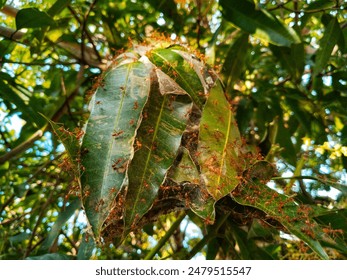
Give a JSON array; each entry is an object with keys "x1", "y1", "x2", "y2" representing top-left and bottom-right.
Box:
[
  {"x1": 0, "y1": 128, "x2": 45, "y2": 165},
  {"x1": 0, "y1": 24, "x2": 105, "y2": 68},
  {"x1": 1, "y1": 5, "x2": 18, "y2": 17},
  {"x1": 0, "y1": 25, "x2": 24, "y2": 41}
]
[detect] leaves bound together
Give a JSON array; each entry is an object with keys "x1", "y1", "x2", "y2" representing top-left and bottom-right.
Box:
[{"x1": 80, "y1": 45, "x2": 225, "y2": 240}]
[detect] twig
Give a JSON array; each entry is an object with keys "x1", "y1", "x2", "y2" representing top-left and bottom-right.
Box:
[
  {"x1": 0, "y1": 128, "x2": 45, "y2": 165},
  {"x1": 81, "y1": 0, "x2": 100, "y2": 64},
  {"x1": 1, "y1": 5, "x2": 18, "y2": 17},
  {"x1": 67, "y1": 4, "x2": 102, "y2": 64},
  {"x1": 144, "y1": 212, "x2": 186, "y2": 260},
  {"x1": 0, "y1": 194, "x2": 15, "y2": 215},
  {"x1": 0, "y1": 127, "x2": 11, "y2": 149},
  {"x1": 24, "y1": 190, "x2": 55, "y2": 258},
  {"x1": 0, "y1": 25, "x2": 25, "y2": 41},
  {"x1": 187, "y1": 213, "x2": 230, "y2": 259},
  {"x1": 298, "y1": 179, "x2": 315, "y2": 204},
  {"x1": 61, "y1": 230, "x2": 78, "y2": 252}
]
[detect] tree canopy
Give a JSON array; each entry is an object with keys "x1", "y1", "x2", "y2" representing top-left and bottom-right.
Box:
[{"x1": 0, "y1": 0, "x2": 347, "y2": 260}]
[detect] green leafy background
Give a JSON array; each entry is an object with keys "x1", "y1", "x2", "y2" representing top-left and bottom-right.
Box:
[{"x1": 0, "y1": 0, "x2": 346, "y2": 260}]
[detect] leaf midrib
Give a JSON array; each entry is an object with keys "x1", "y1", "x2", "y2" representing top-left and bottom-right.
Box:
[
  {"x1": 128, "y1": 94, "x2": 167, "y2": 223},
  {"x1": 101, "y1": 63, "x2": 132, "y2": 198},
  {"x1": 217, "y1": 104, "x2": 232, "y2": 186}
]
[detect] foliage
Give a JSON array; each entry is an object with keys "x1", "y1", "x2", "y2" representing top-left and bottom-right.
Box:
[{"x1": 0, "y1": 0, "x2": 347, "y2": 260}]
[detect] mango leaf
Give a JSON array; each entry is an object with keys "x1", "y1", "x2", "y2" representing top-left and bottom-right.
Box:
[
  {"x1": 304, "y1": 0, "x2": 335, "y2": 12},
  {"x1": 0, "y1": 0, "x2": 6, "y2": 9},
  {"x1": 314, "y1": 210, "x2": 347, "y2": 255},
  {"x1": 0, "y1": 39, "x2": 16, "y2": 57},
  {"x1": 313, "y1": 17, "x2": 340, "y2": 76},
  {"x1": 169, "y1": 147, "x2": 215, "y2": 221},
  {"x1": 226, "y1": 220, "x2": 275, "y2": 260},
  {"x1": 222, "y1": 33, "x2": 250, "y2": 91},
  {"x1": 81, "y1": 61, "x2": 152, "y2": 239},
  {"x1": 0, "y1": 75, "x2": 43, "y2": 128},
  {"x1": 47, "y1": 0, "x2": 72, "y2": 17},
  {"x1": 274, "y1": 118, "x2": 297, "y2": 166},
  {"x1": 9, "y1": 232, "x2": 31, "y2": 244},
  {"x1": 232, "y1": 162, "x2": 331, "y2": 259},
  {"x1": 40, "y1": 115, "x2": 80, "y2": 171},
  {"x1": 148, "y1": 47, "x2": 210, "y2": 109},
  {"x1": 247, "y1": 219, "x2": 277, "y2": 240},
  {"x1": 270, "y1": 43, "x2": 305, "y2": 82},
  {"x1": 16, "y1": 8, "x2": 55, "y2": 30},
  {"x1": 77, "y1": 233, "x2": 96, "y2": 260},
  {"x1": 39, "y1": 199, "x2": 81, "y2": 252},
  {"x1": 197, "y1": 80, "x2": 244, "y2": 200},
  {"x1": 146, "y1": 0, "x2": 182, "y2": 33},
  {"x1": 284, "y1": 97, "x2": 312, "y2": 134},
  {"x1": 123, "y1": 82, "x2": 193, "y2": 231},
  {"x1": 220, "y1": 0, "x2": 300, "y2": 47},
  {"x1": 169, "y1": 147, "x2": 200, "y2": 184},
  {"x1": 26, "y1": 253, "x2": 73, "y2": 260}
]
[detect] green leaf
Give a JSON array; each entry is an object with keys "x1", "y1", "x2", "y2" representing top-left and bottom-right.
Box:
[
  {"x1": 270, "y1": 43, "x2": 305, "y2": 81},
  {"x1": 41, "y1": 115, "x2": 80, "y2": 172},
  {"x1": 47, "y1": 0, "x2": 72, "y2": 17},
  {"x1": 0, "y1": 76, "x2": 43, "y2": 128},
  {"x1": 9, "y1": 232, "x2": 31, "y2": 244},
  {"x1": 222, "y1": 33, "x2": 250, "y2": 91},
  {"x1": 146, "y1": 0, "x2": 182, "y2": 33},
  {"x1": 16, "y1": 8, "x2": 56, "y2": 30},
  {"x1": 169, "y1": 147, "x2": 199, "y2": 184},
  {"x1": 248, "y1": 219, "x2": 277, "y2": 240},
  {"x1": 304, "y1": 0, "x2": 335, "y2": 12},
  {"x1": 276, "y1": 119, "x2": 297, "y2": 166},
  {"x1": 81, "y1": 61, "x2": 152, "y2": 239},
  {"x1": 226, "y1": 221, "x2": 275, "y2": 260},
  {"x1": 0, "y1": 0, "x2": 6, "y2": 9},
  {"x1": 284, "y1": 97, "x2": 312, "y2": 134},
  {"x1": 313, "y1": 17, "x2": 340, "y2": 76},
  {"x1": 39, "y1": 199, "x2": 81, "y2": 252},
  {"x1": 220, "y1": 0, "x2": 300, "y2": 47},
  {"x1": 314, "y1": 210, "x2": 347, "y2": 254},
  {"x1": 169, "y1": 148, "x2": 215, "y2": 221},
  {"x1": 232, "y1": 170, "x2": 331, "y2": 259},
  {"x1": 0, "y1": 39, "x2": 16, "y2": 57},
  {"x1": 26, "y1": 253, "x2": 73, "y2": 260},
  {"x1": 123, "y1": 83, "x2": 193, "y2": 232},
  {"x1": 197, "y1": 80, "x2": 244, "y2": 200},
  {"x1": 77, "y1": 233, "x2": 95, "y2": 260},
  {"x1": 148, "y1": 47, "x2": 209, "y2": 110}
]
